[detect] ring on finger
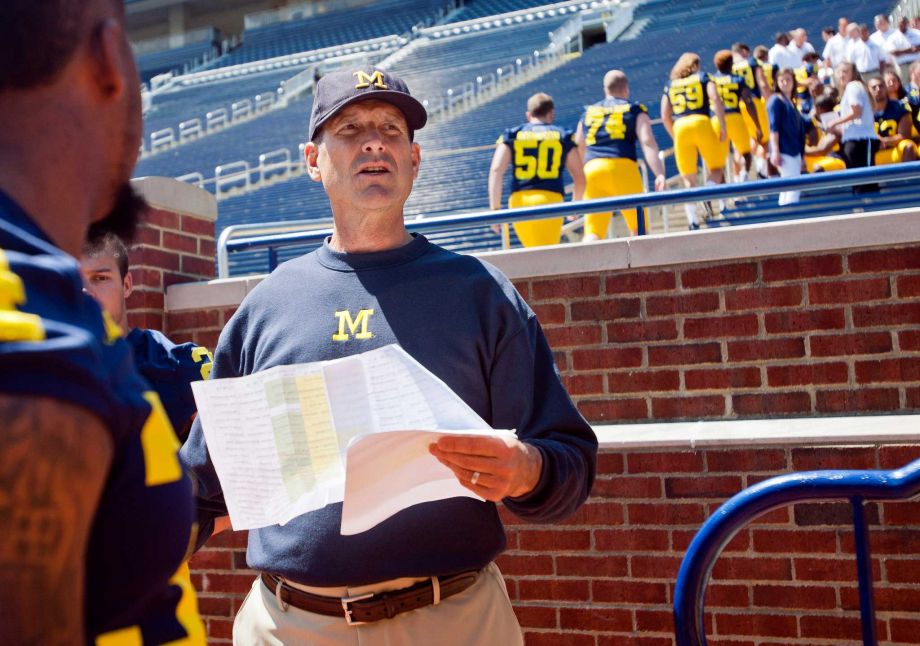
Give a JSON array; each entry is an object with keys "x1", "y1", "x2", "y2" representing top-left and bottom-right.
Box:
[{"x1": 471, "y1": 471, "x2": 481, "y2": 486}]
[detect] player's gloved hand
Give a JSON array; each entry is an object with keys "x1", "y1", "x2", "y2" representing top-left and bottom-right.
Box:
[{"x1": 429, "y1": 435, "x2": 543, "y2": 501}]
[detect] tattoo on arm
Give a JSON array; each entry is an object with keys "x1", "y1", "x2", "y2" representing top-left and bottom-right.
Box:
[{"x1": 0, "y1": 395, "x2": 113, "y2": 645}]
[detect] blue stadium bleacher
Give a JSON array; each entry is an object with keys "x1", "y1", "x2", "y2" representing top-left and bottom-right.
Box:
[
  {"x1": 137, "y1": 0, "x2": 900, "y2": 276},
  {"x1": 142, "y1": 67, "x2": 304, "y2": 143},
  {"x1": 211, "y1": 0, "x2": 446, "y2": 68},
  {"x1": 135, "y1": 16, "x2": 567, "y2": 181},
  {"x1": 137, "y1": 40, "x2": 216, "y2": 84},
  {"x1": 443, "y1": 0, "x2": 569, "y2": 23}
]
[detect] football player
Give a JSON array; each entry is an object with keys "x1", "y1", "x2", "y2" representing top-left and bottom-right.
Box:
[
  {"x1": 489, "y1": 93, "x2": 584, "y2": 247},
  {"x1": 661, "y1": 52, "x2": 727, "y2": 229},
  {"x1": 80, "y1": 231, "x2": 213, "y2": 440},
  {"x1": 868, "y1": 76, "x2": 919, "y2": 163},
  {"x1": 713, "y1": 50, "x2": 763, "y2": 182},
  {"x1": 573, "y1": 69, "x2": 667, "y2": 239}
]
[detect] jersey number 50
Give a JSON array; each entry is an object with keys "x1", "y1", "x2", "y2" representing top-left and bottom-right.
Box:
[
  {"x1": 514, "y1": 139, "x2": 563, "y2": 180},
  {"x1": 669, "y1": 82, "x2": 704, "y2": 114}
]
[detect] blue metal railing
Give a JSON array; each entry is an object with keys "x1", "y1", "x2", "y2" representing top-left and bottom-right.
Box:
[
  {"x1": 674, "y1": 458, "x2": 920, "y2": 646},
  {"x1": 217, "y1": 161, "x2": 920, "y2": 277}
]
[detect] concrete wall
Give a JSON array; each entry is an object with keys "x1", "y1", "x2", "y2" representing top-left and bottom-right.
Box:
[{"x1": 136, "y1": 192, "x2": 920, "y2": 644}]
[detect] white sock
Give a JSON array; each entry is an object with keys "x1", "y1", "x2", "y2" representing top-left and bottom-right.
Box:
[{"x1": 684, "y1": 203, "x2": 699, "y2": 225}]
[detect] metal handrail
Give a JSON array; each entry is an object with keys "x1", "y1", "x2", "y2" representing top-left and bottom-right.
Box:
[
  {"x1": 217, "y1": 161, "x2": 920, "y2": 277},
  {"x1": 674, "y1": 458, "x2": 920, "y2": 646}
]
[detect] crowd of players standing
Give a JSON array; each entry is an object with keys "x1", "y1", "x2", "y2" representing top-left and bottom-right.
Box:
[{"x1": 491, "y1": 13, "x2": 920, "y2": 239}]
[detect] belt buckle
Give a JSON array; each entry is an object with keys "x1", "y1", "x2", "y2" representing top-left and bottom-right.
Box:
[{"x1": 341, "y1": 592, "x2": 374, "y2": 626}]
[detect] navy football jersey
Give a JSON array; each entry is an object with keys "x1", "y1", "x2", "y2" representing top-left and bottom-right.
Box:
[
  {"x1": 127, "y1": 328, "x2": 212, "y2": 440},
  {"x1": 794, "y1": 64, "x2": 818, "y2": 116},
  {"x1": 0, "y1": 191, "x2": 205, "y2": 645},
  {"x1": 664, "y1": 72, "x2": 712, "y2": 119},
  {"x1": 500, "y1": 122, "x2": 576, "y2": 194},
  {"x1": 711, "y1": 72, "x2": 745, "y2": 114},
  {"x1": 579, "y1": 98, "x2": 647, "y2": 163},
  {"x1": 759, "y1": 59, "x2": 778, "y2": 91},
  {"x1": 732, "y1": 57, "x2": 762, "y2": 99},
  {"x1": 906, "y1": 86, "x2": 920, "y2": 130},
  {"x1": 875, "y1": 99, "x2": 909, "y2": 138}
]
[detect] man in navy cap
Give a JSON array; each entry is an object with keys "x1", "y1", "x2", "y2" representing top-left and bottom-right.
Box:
[{"x1": 181, "y1": 67, "x2": 597, "y2": 644}]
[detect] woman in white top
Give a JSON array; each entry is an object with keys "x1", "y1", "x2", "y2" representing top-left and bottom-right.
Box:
[{"x1": 829, "y1": 62, "x2": 880, "y2": 192}]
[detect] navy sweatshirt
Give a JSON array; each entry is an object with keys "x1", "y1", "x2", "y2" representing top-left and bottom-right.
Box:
[{"x1": 180, "y1": 234, "x2": 597, "y2": 586}]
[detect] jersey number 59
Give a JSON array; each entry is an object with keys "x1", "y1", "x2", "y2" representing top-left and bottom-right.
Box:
[
  {"x1": 669, "y1": 82, "x2": 704, "y2": 114},
  {"x1": 514, "y1": 139, "x2": 563, "y2": 180}
]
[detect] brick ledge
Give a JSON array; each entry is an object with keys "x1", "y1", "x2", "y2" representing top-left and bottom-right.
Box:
[{"x1": 595, "y1": 414, "x2": 920, "y2": 450}]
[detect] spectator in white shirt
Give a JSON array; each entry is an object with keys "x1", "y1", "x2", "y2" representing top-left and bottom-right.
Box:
[
  {"x1": 870, "y1": 14, "x2": 894, "y2": 49},
  {"x1": 769, "y1": 32, "x2": 799, "y2": 70},
  {"x1": 846, "y1": 23, "x2": 886, "y2": 80},
  {"x1": 787, "y1": 28, "x2": 816, "y2": 65},
  {"x1": 822, "y1": 26, "x2": 848, "y2": 68},
  {"x1": 885, "y1": 17, "x2": 920, "y2": 84},
  {"x1": 828, "y1": 62, "x2": 880, "y2": 192}
]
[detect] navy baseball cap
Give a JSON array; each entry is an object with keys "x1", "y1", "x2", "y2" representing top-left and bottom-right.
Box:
[{"x1": 308, "y1": 67, "x2": 428, "y2": 141}]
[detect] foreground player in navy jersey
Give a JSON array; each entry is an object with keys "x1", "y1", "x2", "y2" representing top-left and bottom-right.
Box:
[
  {"x1": 0, "y1": 0, "x2": 204, "y2": 643},
  {"x1": 489, "y1": 92, "x2": 584, "y2": 247},
  {"x1": 574, "y1": 69, "x2": 667, "y2": 238},
  {"x1": 81, "y1": 231, "x2": 213, "y2": 439},
  {"x1": 182, "y1": 68, "x2": 596, "y2": 644}
]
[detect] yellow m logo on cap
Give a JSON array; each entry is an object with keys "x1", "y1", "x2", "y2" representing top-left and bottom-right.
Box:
[{"x1": 354, "y1": 70, "x2": 387, "y2": 90}]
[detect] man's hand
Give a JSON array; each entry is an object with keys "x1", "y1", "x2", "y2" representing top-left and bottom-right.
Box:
[
  {"x1": 654, "y1": 174, "x2": 666, "y2": 191},
  {"x1": 429, "y1": 435, "x2": 543, "y2": 501}
]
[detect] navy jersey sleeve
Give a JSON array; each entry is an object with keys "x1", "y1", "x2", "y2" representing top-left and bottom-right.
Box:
[
  {"x1": 562, "y1": 128, "x2": 577, "y2": 158},
  {"x1": 488, "y1": 312, "x2": 597, "y2": 523},
  {"x1": 0, "y1": 246, "x2": 133, "y2": 440},
  {"x1": 128, "y1": 328, "x2": 212, "y2": 438}
]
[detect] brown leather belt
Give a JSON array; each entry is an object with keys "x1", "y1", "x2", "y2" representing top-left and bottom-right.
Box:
[{"x1": 260, "y1": 570, "x2": 479, "y2": 625}]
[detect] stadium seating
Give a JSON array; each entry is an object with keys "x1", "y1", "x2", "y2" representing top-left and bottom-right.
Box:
[
  {"x1": 211, "y1": 0, "x2": 445, "y2": 68},
  {"x1": 443, "y1": 0, "x2": 569, "y2": 23},
  {"x1": 137, "y1": 40, "x2": 216, "y2": 84},
  {"x1": 141, "y1": 67, "x2": 303, "y2": 144},
  {"x1": 136, "y1": 0, "x2": 898, "y2": 276},
  {"x1": 135, "y1": 16, "x2": 567, "y2": 182}
]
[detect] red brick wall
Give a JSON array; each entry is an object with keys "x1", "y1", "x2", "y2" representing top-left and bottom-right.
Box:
[
  {"x1": 514, "y1": 244, "x2": 920, "y2": 421},
  {"x1": 170, "y1": 240, "x2": 920, "y2": 644},
  {"x1": 126, "y1": 205, "x2": 216, "y2": 332},
  {"x1": 190, "y1": 444, "x2": 920, "y2": 645}
]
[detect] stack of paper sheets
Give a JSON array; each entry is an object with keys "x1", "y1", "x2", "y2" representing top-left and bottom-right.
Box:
[{"x1": 192, "y1": 345, "x2": 514, "y2": 535}]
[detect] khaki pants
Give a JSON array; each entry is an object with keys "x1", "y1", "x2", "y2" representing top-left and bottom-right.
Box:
[{"x1": 233, "y1": 563, "x2": 523, "y2": 645}]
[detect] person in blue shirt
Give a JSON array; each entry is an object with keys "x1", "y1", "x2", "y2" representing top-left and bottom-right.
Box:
[
  {"x1": 767, "y1": 67, "x2": 813, "y2": 205},
  {"x1": 182, "y1": 68, "x2": 597, "y2": 645},
  {"x1": 80, "y1": 230, "x2": 213, "y2": 440},
  {"x1": 488, "y1": 92, "x2": 585, "y2": 247},
  {"x1": 0, "y1": 0, "x2": 204, "y2": 642}
]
